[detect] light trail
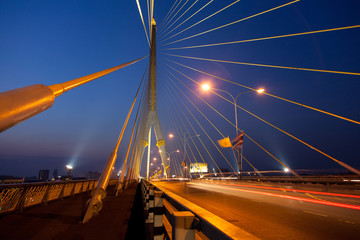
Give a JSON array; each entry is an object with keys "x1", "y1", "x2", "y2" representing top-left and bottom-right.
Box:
[
  {"x1": 189, "y1": 183, "x2": 360, "y2": 211},
  {"x1": 163, "y1": 0, "x2": 300, "y2": 46},
  {"x1": 211, "y1": 182, "x2": 360, "y2": 199}
]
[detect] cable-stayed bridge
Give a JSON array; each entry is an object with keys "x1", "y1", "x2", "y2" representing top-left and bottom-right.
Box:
[{"x1": 1, "y1": 1, "x2": 360, "y2": 239}]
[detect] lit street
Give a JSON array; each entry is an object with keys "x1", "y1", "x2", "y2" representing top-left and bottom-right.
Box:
[{"x1": 153, "y1": 181, "x2": 360, "y2": 240}]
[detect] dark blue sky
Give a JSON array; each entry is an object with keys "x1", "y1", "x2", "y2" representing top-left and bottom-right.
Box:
[{"x1": 1, "y1": 0, "x2": 359, "y2": 178}]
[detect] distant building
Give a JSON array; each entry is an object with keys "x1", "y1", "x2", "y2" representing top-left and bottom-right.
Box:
[
  {"x1": 0, "y1": 175, "x2": 24, "y2": 184},
  {"x1": 53, "y1": 169, "x2": 58, "y2": 180},
  {"x1": 39, "y1": 169, "x2": 50, "y2": 181}
]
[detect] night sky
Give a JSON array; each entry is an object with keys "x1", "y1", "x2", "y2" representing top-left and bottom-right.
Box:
[{"x1": 1, "y1": 0, "x2": 359, "y2": 178}]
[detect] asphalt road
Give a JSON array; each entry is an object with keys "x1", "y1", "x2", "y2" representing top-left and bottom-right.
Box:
[{"x1": 153, "y1": 181, "x2": 360, "y2": 240}]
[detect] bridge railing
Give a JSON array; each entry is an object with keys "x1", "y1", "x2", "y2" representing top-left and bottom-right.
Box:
[
  {"x1": 0, "y1": 179, "x2": 117, "y2": 215},
  {"x1": 141, "y1": 179, "x2": 258, "y2": 240}
]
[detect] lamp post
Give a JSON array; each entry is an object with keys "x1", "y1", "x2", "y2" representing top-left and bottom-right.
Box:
[
  {"x1": 201, "y1": 84, "x2": 264, "y2": 179},
  {"x1": 182, "y1": 133, "x2": 200, "y2": 179},
  {"x1": 169, "y1": 133, "x2": 200, "y2": 179},
  {"x1": 167, "y1": 149, "x2": 180, "y2": 178},
  {"x1": 65, "y1": 165, "x2": 73, "y2": 178}
]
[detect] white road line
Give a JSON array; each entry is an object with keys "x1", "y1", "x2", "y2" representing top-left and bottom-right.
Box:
[{"x1": 303, "y1": 211, "x2": 328, "y2": 217}]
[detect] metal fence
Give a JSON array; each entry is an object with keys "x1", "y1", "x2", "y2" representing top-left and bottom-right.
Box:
[
  {"x1": 0, "y1": 179, "x2": 118, "y2": 215},
  {"x1": 141, "y1": 179, "x2": 259, "y2": 240}
]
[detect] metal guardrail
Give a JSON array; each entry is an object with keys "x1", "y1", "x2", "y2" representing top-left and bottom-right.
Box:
[
  {"x1": 0, "y1": 179, "x2": 118, "y2": 215},
  {"x1": 141, "y1": 179, "x2": 259, "y2": 240}
]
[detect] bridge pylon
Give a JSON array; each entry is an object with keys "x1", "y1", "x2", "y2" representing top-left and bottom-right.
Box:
[{"x1": 140, "y1": 18, "x2": 170, "y2": 179}]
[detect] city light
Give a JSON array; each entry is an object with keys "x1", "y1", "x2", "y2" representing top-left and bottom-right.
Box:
[
  {"x1": 257, "y1": 88, "x2": 265, "y2": 94},
  {"x1": 153, "y1": 158, "x2": 157, "y2": 161},
  {"x1": 176, "y1": 149, "x2": 180, "y2": 152},
  {"x1": 284, "y1": 168, "x2": 290, "y2": 173},
  {"x1": 201, "y1": 83, "x2": 210, "y2": 91},
  {"x1": 65, "y1": 165, "x2": 73, "y2": 170},
  {"x1": 169, "y1": 133, "x2": 174, "y2": 138},
  {"x1": 65, "y1": 164, "x2": 73, "y2": 178}
]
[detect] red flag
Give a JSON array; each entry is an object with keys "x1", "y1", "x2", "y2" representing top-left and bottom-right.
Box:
[{"x1": 231, "y1": 132, "x2": 243, "y2": 150}]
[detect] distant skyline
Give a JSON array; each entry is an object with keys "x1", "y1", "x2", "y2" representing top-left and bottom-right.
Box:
[{"x1": 1, "y1": 0, "x2": 359, "y2": 178}]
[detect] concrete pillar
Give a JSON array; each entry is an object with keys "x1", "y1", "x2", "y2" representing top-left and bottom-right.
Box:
[
  {"x1": 153, "y1": 190, "x2": 164, "y2": 240},
  {"x1": 172, "y1": 211, "x2": 196, "y2": 240}
]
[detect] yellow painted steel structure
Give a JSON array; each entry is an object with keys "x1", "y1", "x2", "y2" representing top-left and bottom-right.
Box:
[
  {"x1": 138, "y1": 18, "x2": 170, "y2": 179},
  {"x1": 0, "y1": 56, "x2": 146, "y2": 133}
]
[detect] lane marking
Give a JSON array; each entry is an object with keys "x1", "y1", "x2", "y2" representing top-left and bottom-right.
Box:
[
  {"x1": 338, "y1": 218, "x2": 356, "y2": 224},
  {"x1": 303, "y1": 210, "x2": 328, "y2": 217},
  {"x1": 305, "y1": 193, "x2": 324, "y2": 201},
  {"x1": 189, "y1": 183, "x2": 360, "y2": 211},
  {"x1": 210, "y1": 182, "x2": 360, "y2": 199}
]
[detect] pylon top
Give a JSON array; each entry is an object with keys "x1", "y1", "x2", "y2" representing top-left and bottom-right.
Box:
[{"x1": 152, "y1": 18, "x2": 156, "y2": 26}]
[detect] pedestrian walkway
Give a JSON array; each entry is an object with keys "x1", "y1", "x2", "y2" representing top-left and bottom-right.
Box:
[{"x1": 0, "y1": 183, "x2": 145, "y2": 240}]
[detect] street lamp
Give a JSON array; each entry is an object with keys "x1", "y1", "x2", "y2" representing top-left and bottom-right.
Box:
[
  {"x1": 201, "y1": 84, "x2": 265, "y2": 179},
  {"x1": 182, "y1": 133, "x2": 200, "y2": 179},
  {"x1": 166, "y1": 150, "x2": 180, "y2": 177},
  {"x1": 65, "y1": 164, "x2": 73, "y2": 178},
  {"x1": 169, "y1": 133, "x2": 200, "y2": 178}
]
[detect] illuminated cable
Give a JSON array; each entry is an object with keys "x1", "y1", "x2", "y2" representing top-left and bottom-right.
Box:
[
  {"x1": 167, "y1": 95, "x2": 198, "y2": 165},
  {"x1": 163, "y1": 69, "x2": 236, "y2": 173},
  {"x1": 161, "y1": 0, "x2": 213, "y2": 40},
  {"x1": 169, "y1": 62, "x2": 359, "y2": 176},
  {"x1": 164, "y1": 0, "x2": 300, "y2": 46},
  {"x1": 161, "y1": 70, "x2": 223, "y2": 173},
  {"x1": 166, "y1": 72, "x2": 211, "y2": 167},
  {"x1": 242, "y1": 154, "x2": 264, "y2": 177},
  {"x1": 150, "y1": 0, "x2": 154, "y2": 38},
  {"x1": 169, "y1": 100, "x2": 199, "y2": 165},
  {"x1": 165, "y1": 81, "x2": 206, "y2": 164},
  {"x1": 164, "y1": 25, "x2": 360, "y2": 50},
  {"x1": 136, "y1": 0, "x2": 150, "y2": 46},
  {"x1": 147, "y1": 0, "x2": 150, "y2": 34},
  {"x1": 161, "y1": 0, "x2": 199, "y2": 36},
  {"x1": 162, "y1": 0, "x2": 239, "y2": 43},
  {"x1": 159, "y1": 0, "x2": 179, "y2": 28},
  {"x1": 161, "y1": 0, "x2": 189, "y2": 33},
  {"x1": 212, "y1": 90, "x2": 360, "y2": 176},
  {"x1": 166, "y1": 98, "x2": 193, "y2": 176},
  {"x1": 165, "y1": 53, "x2": 360, "y2": 76},
  {"x1": 164, "y1": 64, "x2": 300, "y2": 177},
  {"x1": 160, "y1": 0, "x2": 182, "y2": 30},
  {"x1": 165, "y1": 59, "x2": 360, "y2": 125}
]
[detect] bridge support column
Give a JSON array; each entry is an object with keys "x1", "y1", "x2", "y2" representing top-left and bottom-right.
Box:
[
  {"x1": 171, "y1": 211, "x2": 196, "y2": 240},
  {"x1": 153, "y1": 190, "x2": 164, "y2": 240}
]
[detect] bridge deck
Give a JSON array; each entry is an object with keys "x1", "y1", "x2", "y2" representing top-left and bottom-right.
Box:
[{"x1": 0, "y1": 183, "x2": 145, "y2": 240}]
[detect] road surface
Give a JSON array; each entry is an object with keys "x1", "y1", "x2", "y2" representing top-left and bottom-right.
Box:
[{"x1": 153, "y1": 181, "x2": 360, "y2": 240}]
